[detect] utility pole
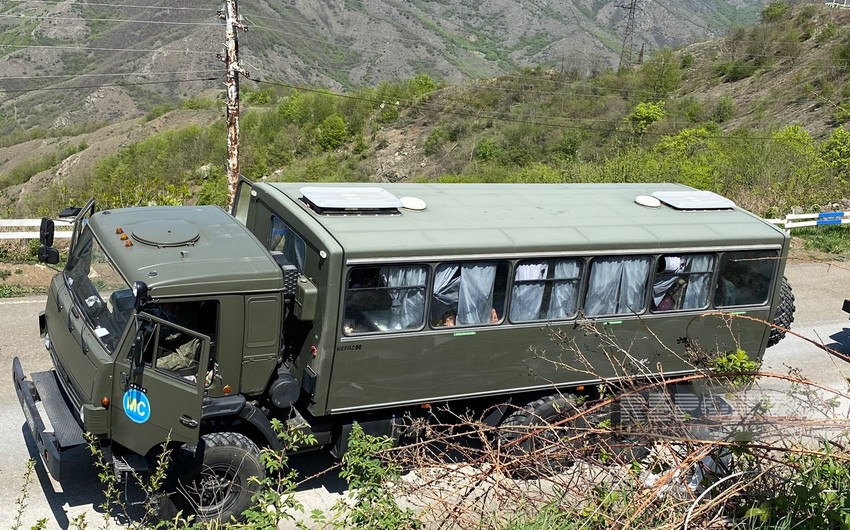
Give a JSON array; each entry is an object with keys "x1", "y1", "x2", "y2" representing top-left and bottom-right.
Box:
[
  {"x1": 219, "y1": 0, "x2": 248, "y2": 210},
  {"x1": 618, "y1": 0, "x2": 638, "y2": 72}
]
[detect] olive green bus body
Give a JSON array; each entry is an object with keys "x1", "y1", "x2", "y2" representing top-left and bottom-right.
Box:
[
  {"x1": 239, "y1": 182, "x2": 789, "y2": 418},
  {"x1": 15, "y1": 181, "x2": 789, "y2": 481}
]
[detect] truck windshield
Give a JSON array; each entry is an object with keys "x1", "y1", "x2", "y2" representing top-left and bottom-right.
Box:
[{"x1": 64, "y1": 226, "x2": 134, "y2": 353}]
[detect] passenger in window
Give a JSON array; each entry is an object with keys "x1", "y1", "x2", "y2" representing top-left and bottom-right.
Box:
[
  {"x1": 653, "y1": 257, "x2": 686, "y2": 312},
  {"x1": 438, "y1": 310, "x2": 457, "y2": 327},
  {"x1": 490, "y1": 308, "x2": 500, "y2": 323}
]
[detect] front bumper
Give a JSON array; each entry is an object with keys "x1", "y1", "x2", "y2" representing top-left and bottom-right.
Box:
[{"x1": 13, "y1": 356, "x2": 86, "y2": 478}]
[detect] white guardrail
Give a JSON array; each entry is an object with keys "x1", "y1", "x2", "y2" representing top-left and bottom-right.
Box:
[
  {"x1": 0, "y1": 211, "x2": 847, "y2": 240},
  {"x1": 0, "y1": 219, "x2": 74, "y2": 240},
  {"x1": 766, "y1": 211, "x2": 850, "y2": 231}
]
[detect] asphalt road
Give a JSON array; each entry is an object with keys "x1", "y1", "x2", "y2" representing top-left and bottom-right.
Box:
[{"x1": 2, "y1": 258, "x2": 850, "y2": 529}]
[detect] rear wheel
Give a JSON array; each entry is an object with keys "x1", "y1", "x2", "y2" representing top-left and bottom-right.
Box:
[
  {"x1": 159, "y1": 431, "x2": 264, "y2": 522},
  {"x1": 497, "y1": 393, "x2": 647, "y2": 477},
  {"x1": 767, "y1": 277, "x2": 795, "y2": 347}
]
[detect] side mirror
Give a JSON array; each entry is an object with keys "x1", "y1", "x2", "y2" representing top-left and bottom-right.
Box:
[
  {"x1": 37, "y1": 246, "x2": 60, "y2": 265},
  {"x1": 133, "y1": 281, "x2": 149, "y2": 311},
  {"x1": 129, "y1": 324, "x2": 147, "y2": 374},
  {"x1": 39, "y1": 218, "x2": 55, "y2": 247}
]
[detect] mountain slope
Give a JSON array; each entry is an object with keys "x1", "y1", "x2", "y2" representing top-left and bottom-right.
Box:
[{"x1": 0, "y1": 0, "x2": 765, "y2": 133}]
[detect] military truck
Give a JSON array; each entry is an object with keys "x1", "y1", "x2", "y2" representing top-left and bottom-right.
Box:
[{"x1": 13, "y1": 181, "x2": 794, "y2": 520}]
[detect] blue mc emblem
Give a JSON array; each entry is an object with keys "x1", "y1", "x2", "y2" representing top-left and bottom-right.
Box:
[{"x1": 123, "y1": 388, "x2": 151, "y2": 424}]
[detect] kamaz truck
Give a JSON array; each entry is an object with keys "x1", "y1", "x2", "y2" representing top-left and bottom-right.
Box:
[{"x1": 13, "y1": 181, "x2": 794, "y2": 520}]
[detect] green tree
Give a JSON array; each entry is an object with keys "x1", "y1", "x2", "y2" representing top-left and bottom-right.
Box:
[
  {"x1": 761, "y1": 1, "x2": 790, "y2": 23},
  {"x1": 818, "y1": 127, "x2": 850, "y2": 178},
  {"x1": 318, "y1": 113, "x2": 347, "y2": 151},
  {"x1": 626, "y1": 101, "x2": 665, "y2": 136},
  {"x1": 638, "y1": 49, "x2": 681, "y2": 101}
]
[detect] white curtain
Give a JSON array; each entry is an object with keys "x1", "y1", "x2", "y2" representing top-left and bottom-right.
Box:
[
  {"x1": 547, "y1": 260, "x2": 581, "y2": 319},
  {"x1": 383, "y1": 266, "x2": 426, "y2": 330},
  {"x1": 510, "y1": 262, "x2": 547, "y2": 321},
  {"x1": 585, "y1": 257, "x2": 650, "y2": 316},
  {"x1": 458, "y1": 263, "x2": 497, "y2": 325},
  {"x1": 682, "y1": 255, "x2": 714, "y2": 309}
]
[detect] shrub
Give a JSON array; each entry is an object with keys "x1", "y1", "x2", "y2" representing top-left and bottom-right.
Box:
[
  {"x1": 761, "y1": 1, "x2": 790, "y2": 24},
  {"x1": 318, "y1": 113, "x2": 348, "y2": 151}
]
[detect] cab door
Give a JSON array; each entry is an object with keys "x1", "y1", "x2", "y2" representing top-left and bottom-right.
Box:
[{"x1": 111, "y1": 314, "x2": 210, "y2": 456}]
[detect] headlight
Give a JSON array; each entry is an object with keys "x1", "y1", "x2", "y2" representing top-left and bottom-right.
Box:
[{"x1": 43, "y1": 333, "x2": 51, "y2": 351}]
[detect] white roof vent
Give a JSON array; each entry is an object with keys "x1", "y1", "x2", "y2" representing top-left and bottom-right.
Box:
[
  {"x1": 300, "y1": 187, "x2": 402, "y2": 215},
  {"x1": 651, "y1": 190, "x2": 736, "y2": 210}
]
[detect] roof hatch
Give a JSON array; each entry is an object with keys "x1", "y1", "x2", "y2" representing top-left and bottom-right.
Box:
[
  {"x1": 651, "y1": 190, "x2": 736, "y2": 211},
  {"x1": 300, "y1": 186, "x2": 402, "y2": 215},
  {"x1": 132, "y1": 220, "x2": 200, "y2": 247}
]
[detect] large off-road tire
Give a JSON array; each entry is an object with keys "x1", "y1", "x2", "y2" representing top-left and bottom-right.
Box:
[
  {"x1": 497, "y1": 394, "x2": 577, "y2": 477},
  {"x1": 158, "y1": 432, "x2": 264, "y2": 523},
  {"x1": 767, "y1": 277, "x2": 795, "y2": 347},
  {"x1": 497, "y1": 393, "x2": 647, "y2": 477}
]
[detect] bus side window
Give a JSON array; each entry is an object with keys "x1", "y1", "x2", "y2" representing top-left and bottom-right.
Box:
[
  {"x1": 432, "y1": 261, "x2": 508, "y2": 327},
  {"x1": 584, "y1": 256, "x2": 651, "y2": 316},
  {"x1": 343, "y1": 266, "x2": 428, "y2": 334},
  {"x1": 510, "y1": 259, "x2": 582, "y2": 322},
  {"x1": 715, "y1": 251, "x2": 776, "y2": 307},
  {"x1": 651, "y1": 254, "x2": 715, "y2": 312}
]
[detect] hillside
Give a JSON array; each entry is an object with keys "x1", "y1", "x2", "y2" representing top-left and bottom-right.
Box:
[
  {"x1": 3, "y1": 2, "x2": 850, "y2": 221},
  {"x1": 0, "y1": 0, "x2": 767, "y2": 134}
]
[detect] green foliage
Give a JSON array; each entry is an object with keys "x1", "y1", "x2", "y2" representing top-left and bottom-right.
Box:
[
  {"x1": 715, "y1": 60, "x2": 758, "y2": 81},
  {"x1": 180, "y1": 97, "x2": 217, "y2": 110},
  {"x1": 195, "y1": 172, "x2": 228, "y2": 208},
  {"x1": 240, "y1": 419, "x2": 317, "y2": 528},
  {"x1": 711, "y1": 96, "x2": 737, "y2": 123},
  {"x1": 11, "y1": 459, "x2": 45, "y2": 530},
  {"x1": 835, "y1": 42, "x2": 850, "y2": 73},
  {"x1": 711, "y1": 348, "x2": 759, "y2": 387},
  {"x1": 318, "y1": 113, "x2": 348, "y2": 151},
  {"x1": 638, "y1": 49, "x2": 681, "y2": 100},
  {"x1": 145, "y1": 103, "x2": 176, "y2": 122},
  {"x1": 798, "y1": 226, "x2": 850, "y2": 255},
  {"x1": 627, "y1": 101, "x2": 665, "y2": 136},
  {"x1": 761, "y1": 2, "x2": 790, "y2": 24},
  {"x1": 743, "y1": 443, "x2": 850, "y2": 529},
  {"x1": 818, "y1": 127, "x2": 850, "y2": 173},
  {"x1": 817, "y1": 23, "x2": 837, "y2": 44},
  {"x1": 0, "y1": 142, "x2": 86, "y2": 189},
  {"x1": 333, "y1": 423, "x2": 421, "y2": 530}
]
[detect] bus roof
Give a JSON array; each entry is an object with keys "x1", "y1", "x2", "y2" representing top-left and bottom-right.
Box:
[
  {"x1": 92, "y1": 205, "x2": 283, "y2": 297},
  {"x1": 259, "y1": 182, "x2": 788, "y2": 260}
]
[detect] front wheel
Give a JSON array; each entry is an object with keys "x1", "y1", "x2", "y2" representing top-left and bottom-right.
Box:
[
  {"x1": 159, "y1": 431, "x2": 264, "y2": 522},
  {"x1": 767, "y1": 277, "x2": 795, "y2": 347}
]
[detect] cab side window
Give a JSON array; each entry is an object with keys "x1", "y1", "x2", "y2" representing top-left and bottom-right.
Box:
[
  {"x1": 715, "y1": 251, "x2": 777, "y2": 307},
  {"x1": 510, "y1": 259, "x2": 582, "y2": 322},
  {"x1": 584, "y1": 256, "x2": 651, "y2": 316},
  {"x1": 269, "y1": 215, "x2": 306, "y2": 271},
  {"x1": 432, "y1": 261, "x2": 509, "y2": 327},
  {"x1": 141, "y1": 301, "x2": 218, "y2": 386},
  {"x1": 343, "y1": 266, "x2": 428, "y2": 335},
  {"x1": 651, "y1": 254, "x2": 716, "y2": 312}
]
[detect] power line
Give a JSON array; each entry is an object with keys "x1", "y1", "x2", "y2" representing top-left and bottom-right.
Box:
[
  {"x1": 2, "y1": 70, "x2": 219, "y2": 80},
  {"x1": 0, "y1": 44, "x2": 213, "y2": 55},
  {"x1": 0, "y1": 14, "x2": 219, "y2": 26},
  {"x1": 0, "y1": 76, "x2": 219, "y2": 93},
  {"x1": 4, "y1": 0, "x2": 215, "y2": 11}
]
